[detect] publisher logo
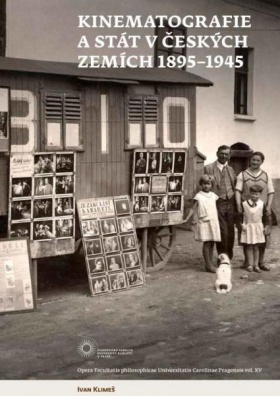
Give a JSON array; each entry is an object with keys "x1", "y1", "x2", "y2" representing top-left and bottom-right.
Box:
[{"x1": 77, "y1": 337, "x2": 98, "y2": 359}]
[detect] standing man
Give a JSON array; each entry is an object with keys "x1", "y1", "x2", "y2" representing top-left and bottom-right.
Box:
[{"x1": 205, "y1": 145, "x2": 236, "y2": 259}]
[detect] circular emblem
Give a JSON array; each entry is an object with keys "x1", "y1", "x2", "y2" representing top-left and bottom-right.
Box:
[{"x1": 77, "y1": 337, "x2": 98, "y2": 359}]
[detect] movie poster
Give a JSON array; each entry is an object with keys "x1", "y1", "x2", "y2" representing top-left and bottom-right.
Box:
[{"x1": 77, "y1": 195, "x2": 145, "y2": 297}]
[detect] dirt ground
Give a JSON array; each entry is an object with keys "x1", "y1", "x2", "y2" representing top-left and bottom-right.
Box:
[{"x1": 0, "y1": 226, "x2": 280, "y2": 381}]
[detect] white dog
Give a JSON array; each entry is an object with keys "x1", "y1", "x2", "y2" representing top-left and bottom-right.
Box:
[{"x1": 215, "y1": 253, "x2": 232, "y2": 294}]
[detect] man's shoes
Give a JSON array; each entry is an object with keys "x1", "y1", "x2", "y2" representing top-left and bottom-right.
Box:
[
  {"x1": 254, "y1": 266, "x2": 261, "y2": 273},
  {"x1": 206, "y1": 265, "x2": 216, "y2": 273},
  {"x1": 247, "y1": 266, "x2": 253, "y2": 272},
  {"x1": 259, "y1": 263, "x2": 270, "y2": 271}
]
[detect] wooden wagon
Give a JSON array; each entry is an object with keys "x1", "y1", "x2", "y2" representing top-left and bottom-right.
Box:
[{"x1": 0, "y1": 57, "x2": 212, "y2": 273}]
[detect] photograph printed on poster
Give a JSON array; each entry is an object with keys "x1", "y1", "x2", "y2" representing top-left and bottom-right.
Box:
[
  {"x1": 167, "y1": 195, "x2": 182, "y2": 212},
  {"x1": 0, "y1": 111, "x2": 8, "y2": 138},
  {"x1": 103, "y1": 236, "x2": 120, "y2": 253},
  {"x1": 34, "y1": 154, "x2": 54, "y2": 174},
  {"x1": 148, "y1": 151, "x2": 160, "y2": 173},
  {"x1": 6, "y1": 275, "x2": 15, "y2": 288},
  {"x1": 168, "y1": 176, "x2": 183, "y2": 192},
  {"x1": 109, "y1": 273, "x2": 126, "y2": 291},
  {"x1": 100, "y1": 218, "x2": 117, "y2": 235},
  {"x1": 33, "y1": 198, "x2": 53, "y2": 218},
  {"x1": 174, "y1": 152, "x2": 186, "y2": 173},
  {"x1": 11, "y1": 200, "x2": 31, "y2": 220},
  {"x1": 55, "y1": 197, "x2": 74, "y2": 216},
  {"x1": 81, "y1": 220, "x2": 99, "y2": 237},
  {"x1": 124, "y1": 251, "x2": 140, "y2": 269},
  {"x1": 33, "y1": 220, "x2": 54, "y2": 240},
  {"x1": 151, "y1": 195, "x2": 167, "y2": 212},
  {"x1": 55, "y1": 175, "x2": 74, "y2": 194},
  {"x1": 85, "y1": 239, "x2": 103, "y2": 256},
  {"x1": 12, "y1": 178, "x2": 32, "y2": 197},
  {"x1": 91, "y1": 276, "x2": 108, "y2": 295},
  {"x1": 127, "y1": 269, "x2": 144, "y2": 287},
  {"x1": 134, "y1": 151, "x2": 148, "y2": 174},
  {"x1": 161, "y1": 152, "x2": 173, "y2": 173},
  {"x1": 55, "y1": 219, "x2": 74, "y2": 238},
  {"x1": 4, "y1": 260, "x2": 14, "y2": 274},
  {"x1": 106, "y1": 254, "x2": 123, "y2": 271},
  {"x1": 88, "y1": 256, "x2": 106, "y2": 274},
  {"x1": 117, "y1": 216, "x2": 134, "y2": 233},
  {"x1": 56, "y1": 153, "x2": 74, "y2": 173},
  {"x1": 114, "y1": 197, "x2": 130, "y2": 215},
  {"x1": 120, "y1": 234, "x2": 136, "y2": 251},
  {"x1": 133, "y1": 195, "x2": 149, "y2": 213},
  {"x1": 34, "y1": 177, "x2": 53, "y2": 196},
  {"x1": 10, "y1": 222, "x2": 31, "y2": 238},
  {"x1": 134, "y1": 177, "x2": 150, "y2": 193}
]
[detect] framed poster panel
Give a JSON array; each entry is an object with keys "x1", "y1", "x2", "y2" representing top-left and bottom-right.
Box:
[
  {"x1": 131, "y1": 149, "x2": 186, "y2": 227},
  {"x1": 8, "y1": 152, "x2": 76, "y2": 258},
  {"x1": 77, "y1": 195, "x2": 145, "y2": 297},
  {"x1": 0, "y1": 238, "x2": 36, "y2": 314}
]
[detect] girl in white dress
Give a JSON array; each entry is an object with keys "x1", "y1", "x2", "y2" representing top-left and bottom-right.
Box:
[
  {"x1": 185, "y1": 175, "x2": 221, "y2": 273},
  {"x1": 240, "y1": 184, "x2": 269, "y2": 273}
]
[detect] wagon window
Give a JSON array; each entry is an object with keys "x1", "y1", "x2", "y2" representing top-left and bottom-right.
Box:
[
  {"x1": 43, "y1": 92, "x2": 83, "y2": 151},
  {"x1": 126, "y1": 95, "x2": 159, "y2": 149}
]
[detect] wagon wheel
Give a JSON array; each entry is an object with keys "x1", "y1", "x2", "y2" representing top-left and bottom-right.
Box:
[{"x1": 139, "y1": 226, "x2": 176, "y2": 273}]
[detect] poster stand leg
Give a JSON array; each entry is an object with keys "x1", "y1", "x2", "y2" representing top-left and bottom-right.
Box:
[
  {"x1": 141, "y1": 228, "x2": 148, "y2": 274},
  {"x1": 32, "y1": 258, "x2": 38, "y2": 301}
]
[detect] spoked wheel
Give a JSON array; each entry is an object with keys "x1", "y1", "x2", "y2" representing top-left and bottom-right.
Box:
[{"x1": 138, "y1": 226, "x2": 176, "y2": 272}]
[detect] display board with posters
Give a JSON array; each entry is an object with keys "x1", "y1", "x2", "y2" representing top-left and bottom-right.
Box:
[
  {"x1": 0, "y1": 238, "x2": 36, "y2": 314},
  {"x1": 0, "y1": 87, "x2": 10, "y2": 152},
  {"x1": 77, "y1": 195, "x2": 145, "y2": 297},
  {"x1": 8, "y1": 152, "x2": 76, "y2": 258},
  {"x1": 132, "y1": 149, "x2": 186, "y2": 228}
]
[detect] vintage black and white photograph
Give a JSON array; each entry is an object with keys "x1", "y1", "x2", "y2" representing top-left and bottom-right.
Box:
[
  {"x1": 56, "y1": 153, "x2": 74, "y2": 173},
  {"x1": 148, "y1": 151, "x2": 160, "y2": 173},
  {"x1": 100, "y1": 218, "x2": 117, "y2": 234},
  {"x1": 134, "y1": 151, "x2": 147, "y2": 174},
  {"x1": 33, "y1": 221, "x2": 54, "y2": 240},
  {"x1": 168, "y1": 176, "x2": 183, "y2": 192},
  {"x1": 33, "y1": 198, "x2": 52, "y2": 218},
  {"x1": 109, "y1": 273, "x2": 126, "y2": 291},
  {"x1": 117, "y1": 216, "x2": 134, "y2": 233},
  {"x1": 124, "y1": 251, "x2": 140, "y2": 269},
  {"x1": 91, "y1": 276, "x2": 108, "y2": 295},
  {"x1": 88, "y1": 257, "x2": 106, "y2": 274},
  {"x1": 85, "y1": 239, "x2": 103, "y2": 256},
  {"x1": 167, "y1": 195, "x2": 182, "y2": 212},
  {"x1": 106, "y1": 254, "x2": 123, "y2": 271},
  {"x1": 133, "y1": 195, "x2": 149, "y2": 213},
  {"x1": 103, "y1": 236, "x2": 120, "y2": 253},
  {"x1": 55, "y1": 219, "x2": 73, "y2": 238},
  {"x1": 81, "y1": 220, "x2": 99, "y2": 237},
  {"x1": 174, "y1": 152, "x2": 186, "y2": 173},
  {"x1": 127, "y1": 269, "x2": 144, "y2": 287},
  {"x1": 11, "y1": 200, "x2": 31, "y2": 220},
  {"x1": 134, "y1": 177, "x2": 150, "y2": 193},
  {"x1": 55, "y1": 175, "x2": 74, "y2": 194},
  {"x1": 3, "y1": 0, "x2": 280, "y2": 389},
  {"x1": 114, "y1": 197, "x2": 130, "y2": 215},
  {"x1": 34, "y1": 154, "x2": 54, "y2": 174},
  {"x1": 11, "y1": 178, "x2": 32, "y2": 197},
  {"x1": 10, "y1": 222, "x2": 31, "y2": 238},
  {"x1": 161, "y1": 152, "x2": 173, "y2": 173},
  {"x1": 151, "y1": 195, "x2": 167, "y2": 212},
  {"x1": 55, "y1": 197, "x2": 74, "y2": 216},
  {"x1": 34, "y1": 177, "x2": 53, "y2": 196},
  {"x1": 120, "y1": 234, "x2": 136, "y2": 251}
]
